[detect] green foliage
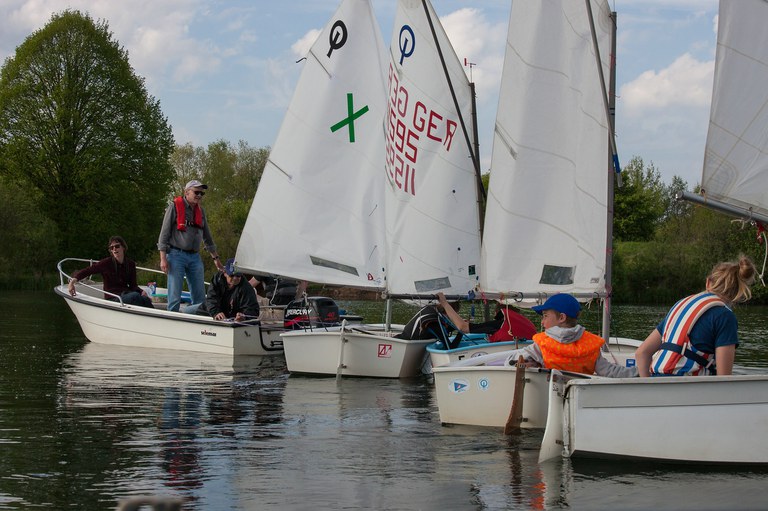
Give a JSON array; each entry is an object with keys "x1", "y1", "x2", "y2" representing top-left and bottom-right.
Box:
[
  {"x1": 166, "y1": 140, "x2": 268, "y2": 273},
  {"x1": 0, "y1": 10, "x2": 174, "y2": 262},
  {"x1": 0, "y1": 176, "x2": 59, "y2": 287},
  {"x1": 613, "y1": 156, "x2": 666, "y2": 241},
  {"x1": 613, "y1": 204, "x2": 767, "y2": 305}
]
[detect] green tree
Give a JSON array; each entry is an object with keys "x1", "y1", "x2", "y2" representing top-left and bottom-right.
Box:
[
  {"x1": 613, "y1": 156, "x2": 666, "y2": 241},
  {"x1": 0, "y1": 175, "x2": 59, "y2": 287},
  {"x1": 0, "y1": 10, "x2": 174, "y2": 261}
]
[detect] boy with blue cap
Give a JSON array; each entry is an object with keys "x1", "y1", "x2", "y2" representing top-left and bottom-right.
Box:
[{"x1": 505, "y1": 293, "x2": 636, "y2": 377}]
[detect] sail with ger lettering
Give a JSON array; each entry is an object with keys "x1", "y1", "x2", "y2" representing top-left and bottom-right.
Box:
[{"x1": 384, "y1": 0, "x2": 482, "y2": 296}]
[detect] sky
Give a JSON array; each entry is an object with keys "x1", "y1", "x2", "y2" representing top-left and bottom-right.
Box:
[{"x1": 0, "y1": 0, "x2": 720, "y2": 188}]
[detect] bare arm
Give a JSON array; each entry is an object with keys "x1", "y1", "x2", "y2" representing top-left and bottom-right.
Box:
[
  {"x1": 715, "y1": 345, "x2": 735, "y2": 376},
  {"x1": 436, "y1": 292, "x2": 470, "y2": 333},
  {"x1": 635, "y1": 329, "x2": 662, "y2": 377}
]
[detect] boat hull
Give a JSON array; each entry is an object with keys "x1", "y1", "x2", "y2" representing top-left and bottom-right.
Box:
[
  {"x1": 432, "y1": 365, "x2": 555, "y2": 428},
  {"x1": 280, "y1": 325, "x2": 433, "y2": 378},
  {"x1": 56, "y1": 286, "x2": 283, "y2": 356},
  {"x1": 432, "y1": 338, "x2": 640, "y2": 429},
  {"x1": 563, "y1": 375, "x2": 768, "y2": 464}
]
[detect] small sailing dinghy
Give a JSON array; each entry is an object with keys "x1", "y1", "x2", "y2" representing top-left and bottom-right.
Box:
[
  {"x1": 549, "y1": 0, "x2": 768, "y2": 465},
  {"x1": 433, "y1": 0, "x2": 639, "y2": 428},
  {"x1": 234, "y1": 0, "x2": 483, "y2": 378}
]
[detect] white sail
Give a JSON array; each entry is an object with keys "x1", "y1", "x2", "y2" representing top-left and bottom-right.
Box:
[
  {"x1": 384, "y1": 0, "x2": 482, "y2": 296},
  {"x1": 236, "y1": 0, "x2": 388, "y2": 289},
  {"x1": 480, "y1": 0, "x2": 613, "y2": 301},
  {"x1": 701, "y1": 0, "x2": 768, "y2": 219}
]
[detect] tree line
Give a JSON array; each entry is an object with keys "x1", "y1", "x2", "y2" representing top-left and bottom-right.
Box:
[{"x1": 0, "y1": 10, "x2": 765, "y2": 305}]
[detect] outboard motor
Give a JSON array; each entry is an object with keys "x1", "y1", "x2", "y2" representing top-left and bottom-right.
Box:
[{"x1": 283, "y1": 296, "x2": 341, "y2": 330}]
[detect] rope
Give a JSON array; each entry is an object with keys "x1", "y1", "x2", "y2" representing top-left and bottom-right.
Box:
[
  {"x1": 758, "y1": 226, "x2": 767, "y2": 287},
  {"x1": 732, "y1": 219, "x2": 768, "y2": 286}
]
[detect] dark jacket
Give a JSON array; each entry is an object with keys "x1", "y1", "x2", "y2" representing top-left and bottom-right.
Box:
[
  {"x1": 73, "y1": 257, "x2": 142, "y2": 299},
  {"x1": 196, "y1": 272, "x2": 260, "y2": 319}
]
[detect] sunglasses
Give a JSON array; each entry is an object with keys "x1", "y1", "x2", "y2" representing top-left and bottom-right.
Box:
[
  {"x1": 193, "y1": 190, "x2": 205, "y2": 197},
  {"x1": 108, "y1": 244, "x2": 122, "y2": 250}
]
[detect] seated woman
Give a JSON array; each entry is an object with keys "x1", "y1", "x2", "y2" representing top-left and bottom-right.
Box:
[
  {"x1": 635, "y1": 255, "x2": 757, "y2": 377},
  {"x1": 68, "y1": 236, "x2": 153, "y2": 308}
]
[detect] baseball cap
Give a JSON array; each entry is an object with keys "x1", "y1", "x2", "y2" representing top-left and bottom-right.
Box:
[
  {"x1": 531, "y1": 294, "x2": 581, "y2": 318},
  {"x1": 224, "y1": 258, "x2": 243, "y2": 277},
  {"x1": 184, "y1": 179, "x2": 208, "y2": 190}
]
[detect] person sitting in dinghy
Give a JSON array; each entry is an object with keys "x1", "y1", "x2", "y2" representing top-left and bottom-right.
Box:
[
  {"x1": 67, "y1": 235, "x2": 153, "y2": 308},
  {"x1": 436, "y1": 292, "x2": 537, "y2": 343},
  {"x1": 501, "y1": 293, "x2": 637, "y2": 378},
  {"x1": 635, "y1": 255, "x2": 756, "y2": 377},
  {"x1": 189, "y1": 258, "x2": 260, "y2": 322}
]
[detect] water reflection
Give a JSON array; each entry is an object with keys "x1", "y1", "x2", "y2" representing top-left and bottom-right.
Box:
[{"x1": 3, "y1": 291, "x2": 768, "y2": 510}]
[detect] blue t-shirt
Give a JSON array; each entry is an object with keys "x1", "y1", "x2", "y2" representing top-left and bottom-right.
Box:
[{"x1": 656, "y1": 304, "x2": 738, "y2": 354}]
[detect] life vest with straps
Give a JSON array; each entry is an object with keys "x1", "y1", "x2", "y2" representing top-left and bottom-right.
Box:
[
  {"x1": 534, "y1": 330, "x2": 605, "y2": 373},
  {"x1": 651, "y1": 292, "x2": 724, "y2": 376},
  {"x1": 174, "y1": 196, "x2": 203, "y2": 231},
  {"x1": 488, "y1": 307, "x2": 537, "y2": 342}
]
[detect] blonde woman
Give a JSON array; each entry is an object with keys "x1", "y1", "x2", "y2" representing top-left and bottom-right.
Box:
[{"x1": 636, "y1": 255, "x2": 757, "y2": 377}]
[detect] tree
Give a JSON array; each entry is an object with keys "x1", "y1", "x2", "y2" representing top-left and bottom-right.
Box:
[
  {"x1": 0, "y1": 175, "x2": 59, "y2": 286},
  {"x1": 0, "y1": 10, "x2": 174, "y2": 261},
  {"x1": 613, "y1": 156, "x2": 666, "y2": 241}
]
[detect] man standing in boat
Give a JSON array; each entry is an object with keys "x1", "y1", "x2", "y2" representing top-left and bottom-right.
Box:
[{"x1": 157, "y1": 179, "x2": 224, "y2": 312}]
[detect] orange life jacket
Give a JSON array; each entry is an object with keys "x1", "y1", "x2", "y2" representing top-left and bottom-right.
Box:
[{"x1": 534, "y1": 330, "x2": 605, "y2": 374}]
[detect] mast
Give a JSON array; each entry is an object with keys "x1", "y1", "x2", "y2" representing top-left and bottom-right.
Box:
[
  {"x1": 602, "y1": 9, "x2": 618, "y2": 341},
  {"x1": 585, "y1": 0, "x2": 618, "y2": 341},
  {"x1": 421, "y1": 0, "x2": 486, "y2": 241}
]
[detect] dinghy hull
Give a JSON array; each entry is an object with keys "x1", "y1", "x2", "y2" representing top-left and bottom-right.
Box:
[
  {"x1": 563, "y1": 375, "x2": 768, "y2": 464},
  {"x1": 281, "y1": 325, "x2": 432, "y2": 378}
]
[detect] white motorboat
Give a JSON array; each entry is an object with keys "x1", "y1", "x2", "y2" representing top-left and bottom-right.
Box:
[
  {"x1": 234, "y1": 0, "x2": 484, "y2": 378},
  {"x1": 56, "y1": 258, "x2": 284, "y2": 356}
]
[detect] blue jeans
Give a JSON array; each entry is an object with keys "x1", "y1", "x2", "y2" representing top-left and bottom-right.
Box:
[
  {"x1": 117, "y1": 291, "x2": 154, "y2": 308},
  {"x1": 167, "y1": 248, "x2": 205, "y2": 312}
]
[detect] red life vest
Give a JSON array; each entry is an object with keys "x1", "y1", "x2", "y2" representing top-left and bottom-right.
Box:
[
  {"x1": 488, "y1": 308, "x2": 538, "y2": 342},
  {"x1": 174, "y1": 196, "x2": 203, "y2": 231},
  {"x1": 534, "y1": 330, "x2": 605, "y2": 373}
]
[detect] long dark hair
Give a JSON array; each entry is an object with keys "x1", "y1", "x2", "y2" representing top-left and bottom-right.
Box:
[{"x1": 107, "y1": 235, "x2": 128, "y2": 252}]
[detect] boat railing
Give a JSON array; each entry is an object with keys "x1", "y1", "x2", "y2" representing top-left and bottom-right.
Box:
[{"x1": 57, "y1": 258, "x2": 170, "y2": 308}]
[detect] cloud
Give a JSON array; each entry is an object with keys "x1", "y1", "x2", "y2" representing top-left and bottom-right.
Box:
[
  {"x1": 0, "y1": 0, "x2": 223, "y2": 88},
  {"x1": 620, "y1": 53, "x2": 714, "y2": 115},
  {"x1": 439, "y1": 7, "x2": 507, "y2": 102},
  {"x1": 291, "y1": 29, "x2": 321, "y2": 60}
]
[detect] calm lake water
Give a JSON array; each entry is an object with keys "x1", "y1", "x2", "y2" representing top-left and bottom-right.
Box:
[{"x1": 1, "y1": 290, "x2": 768, "y2": 510}]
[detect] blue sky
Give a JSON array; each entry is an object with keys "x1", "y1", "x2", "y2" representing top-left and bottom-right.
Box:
[{"x1": 0, "y1": 0, "x2": 719, "y2": 188}]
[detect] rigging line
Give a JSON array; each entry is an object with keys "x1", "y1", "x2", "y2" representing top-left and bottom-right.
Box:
[{"x1": 420, "y1": 0, "x2": 487, "y2": 240}]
